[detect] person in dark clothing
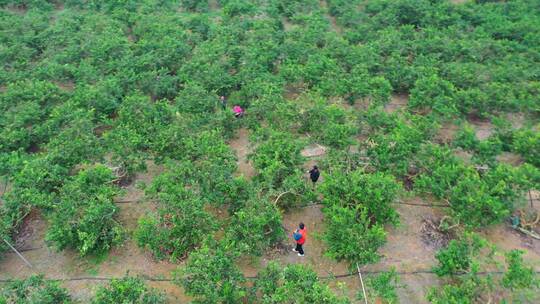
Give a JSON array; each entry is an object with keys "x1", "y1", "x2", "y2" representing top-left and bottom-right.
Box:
[
  {"x1": 309, "y1": 166, "x2": 320, "y2": 187},
  {"x1": 219, "y1": 95, "x2": 227, "y2": 110},
  {"x1": 292, "y1": 222, "x2": 306, "y2": 257}
]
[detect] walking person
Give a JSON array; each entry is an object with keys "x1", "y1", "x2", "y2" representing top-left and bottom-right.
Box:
[
  {"x1": 219, "y1": 95, "x2": 227, "y2": 110},
  {"x1": 292, "y1": 222, "x2": 306, "y2": 257},
  {"x1": 309, "y1": 165, "x2": 320, "y2": 188}
]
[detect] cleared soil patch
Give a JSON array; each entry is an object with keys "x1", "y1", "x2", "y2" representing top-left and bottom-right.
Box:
[
  {"x1": 301, "y1": 143, "x2": 327, "y2": 158},
  {"x1": 0, "y1": 212, "x2": 101, "y2": 301},
  {"x1": 482, "y1": 224, "x2": 540, "y2": 266},
  {"x1": 342, "y1": 98, "x2": 370, "y2": 112},
  {"x1": 468, "y1": 116, "x2": 494, "y2": 141},
  {"x1": 54, "y1": 81, "x2": 75, "y2": 91},
  {"x1": 4, "y1": 5, "x2": 27, "y2": 15},
  {"x1": 436, "y1": 121, "x2": 459, "y2": 145},
  {"x1": 116, "y1": 160, "x2": 165, "y2": 202},
  {"x1": 0, "y1": 214, "x2": 187, "y2": 303},
  {"x1": 364, "y1": 198, "x2": 443, "y2": 304},
  {"x1": 505, "y1": 112, "x2": 527, "y2": 129},
  {"x1": 238, "y1": 205, "x2": 349, "y2": 277},
  {"x1": 229, "y1": 128, "x2": 256, "y2": 179},
  {"x1": 277, "y1": 204, "x2": 349, "y2": 275},
  {"x1": 453, "y1": 148, "x2": 473, "y2": 164},
  {"x1": 320, "y1": 0, "x2": 342, "y2": 34},
  {"x1": 496, "y1": 151, "x2": 523, "y2": 166},
  {"x1": 484, "y1": 190, "x2": 540, "y2": 259},
  {"x1": 384, "y1": 94, "x2": 409, "y2": 114},
  {"x1": 283, "y1": 82, "x2": 306, "y2": 100},
  {"x1": 12, "y1": 209, "x2": 42, "y2": 250},
  {"x1": 420, "y1": 216, "x2": 454, "y2": 250}
]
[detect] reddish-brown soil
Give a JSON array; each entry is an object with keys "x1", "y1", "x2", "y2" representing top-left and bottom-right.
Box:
[
  {"x1": 301, "y1": 143, "x2": 327, "y2": 158},
  {"x1": 54, "y1": 81, "x2": 75, "y2": 91},
  {"x1": 453, "y1": 148, "x2": 473, "y2": 164},
  {"x1": 483, "y1": 191, "x2": 540, "y2": 260},
  {"x1": 229, "y1": 128, "x2": 256, "y2": 179},
  {"x1": 468, "y1": 117, "x2": 494, "y2": 141},
  {"x1": 12, "y1": 209, "x2": 41, "y2": 250},
  {"x1": 436, "y1": 121, "x2": 460, "y2": 145},
  {"x1": 384, "y1": 94, "x2": 409, "y2": 114},
  {"x1": 496, "y1": 152, "x2": 523, "y2": 166},
  {"x1": 364, "y1": 198, "x2": 444, "y2": 304}
]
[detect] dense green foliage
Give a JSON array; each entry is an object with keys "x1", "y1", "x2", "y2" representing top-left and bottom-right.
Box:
[
  {"x1": 502, "y1": 250, "x2": 539, "y2": 291},
  {"x1": 321, "y1": 169, "x2": 401, "y2": 225},
  {"x1": 513, "y1": 126, "x2": 540, "y2": 167},
  {"x1": 92, "y1": 276, "x2": 166, "y2": 304},
  {"x1": 320, "y1": 168, "x2": 400, "y2": 266},
  {"x1": 225, "y1": 197, "x2": 284, "y2": 255},
  {"x1": 0, "y1": 275, "x2": 71, "y2": 304},
  {"x1": 297, "y1": 95, "x2": 358, "y2": 148},
  {"x1": 45, "y1": 165, "x2": 123, "y2": 255},
  {"x1": 133, "y1": 131, "x2": 239, "y2": 261},
  {"x1": 250, "y1": 129, "x2": 304, "y2": 189},
  {"x1": 429, "y1": 235, "x2": 539, "y2": 303},
  {"x1": 178, "y1": 247, "x2": 351, "y2": 304},
  {"x1": 176, "y1": 240, "x2": 247, "y2": 304},
  {"x1": 322, "y1": 205, "x2": 386, "y2": 266},
  {"x1": 415, "y1": 144, "x2": 538, "y2": 227},
  {"x1": 254, "y1": 262, "x2": 350, "y2": 303},
  {"x1": 358, "y1": 269, "x2": 401, "y2": 304},
  {"x1": 135, "y1": 185, "x2": 216, "y2": 261},
  {"x1": 433, "y1": 233, "x2": 487, "y2": 277}
]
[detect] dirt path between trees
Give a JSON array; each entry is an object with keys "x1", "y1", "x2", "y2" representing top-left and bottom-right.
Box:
[
  {"x1": 364, "y1": 198, "x2": 444, "y2": 304},
  {"x1": 229, "y1": 128, "x2": 256, "y2": 179},
  {"x1": 320, "y1": 0, "x2": 342, "y2": 34}
]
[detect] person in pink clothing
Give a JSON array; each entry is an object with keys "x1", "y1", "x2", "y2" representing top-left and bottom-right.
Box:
[{"x1": 233, "y1": 105, "x2": 244, "y2": 118}]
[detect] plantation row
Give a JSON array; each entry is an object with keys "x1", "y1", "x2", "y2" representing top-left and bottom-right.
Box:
[{"x1": 1, "y1": 0, "x2": 539, "y2": 302}]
